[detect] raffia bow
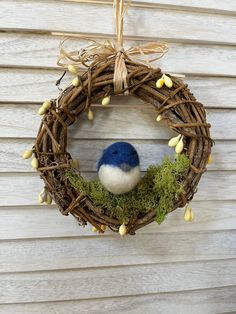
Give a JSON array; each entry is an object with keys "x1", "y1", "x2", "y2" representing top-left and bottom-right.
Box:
[{"x1": 57, "y1": 0, "x2": 168, "y2": 94}]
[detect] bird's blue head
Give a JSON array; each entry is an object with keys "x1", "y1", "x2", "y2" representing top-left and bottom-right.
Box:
[{"x1": 97, "y1": 141, "x2": 140, "y2": 172}]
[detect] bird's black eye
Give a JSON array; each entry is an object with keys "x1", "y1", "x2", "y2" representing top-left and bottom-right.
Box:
[{"x1": 112, "y1": 150, "x2": 118, "y2": 155}]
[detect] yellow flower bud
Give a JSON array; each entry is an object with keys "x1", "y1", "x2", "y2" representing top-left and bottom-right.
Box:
[
  {"x1": 42, "y1": 100, "x2": 51, "y2": 109},
  {"x1": 22, "y1": 149, "x2": 33, "y2": 159},
  {"x1": 31, "y1": 157, "x2": 39, "y2": 169},
  {"x1": 101, "y1": 96, "x2": 111, "y2": 106},
  {"x1": 207, "y1": 154, "x2": 213, "y2": 164},
  {"x1": 38, "y1": 194, "x2": 43, "y2": 204},
  {"x1": 168, "y1": 134, "x2": 181, "y2": 147},
  {"x1": 184, "y1": 211, "x2": 191, "y2": 221},
  {"x1": 45, "y1": 193, "x2": 52, "y2": 205},
  {"x1": 184, "y1": 205, "x2": 194, "y2": 222},
  {"x1": 92, "y1": 226, "x2": 98, "y2": 232},
  {"x1": 163, "y1": 74, "x2": 173, "y2": 88},
  {"x1": 38, "y1": 190, "x2": 45, "y2": 204},
  {"x1": 119, "y1": 223, "x2": 127, "y2": 236},
  {"x1": 38, "y1": 106, "x2": 47, "y2": 116},
  {"x1": 87, "y1": 109, "x2": 94, "y2": 121},
  {"x1": 175, "y1": 138, "x2": 184, "y2": 154},
  {"x1": 68, "y1": 64, "x2": 78, "y2": 75},
  {"x1": 38, "y1": 195, "x2": 43, "y2": 204},
  {"x1": 156, "y1": 114, "x2": 162, "y2": 122},
  {"x1": 184, "y1": 210, "x2": 191, "y2": 221},
  {"x1": 156, "y1": 78, "x2": 164, "y2": 89},
  {"x1": 72, "y1": 76, "x2": 79, "y2": 87},
  {"x1": 100, "y1": 224, "x2": 106, "y2": 232}
]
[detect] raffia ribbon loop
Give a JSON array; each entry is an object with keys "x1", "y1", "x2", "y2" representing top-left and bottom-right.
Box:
[
  {"x1": 114, "y1": 49, "x2": 129, "y2": 94},
  {"x1": 58, "y1": 40, "x2": 168, "y2": 91},
  {"x1": 57, "y1": 0, "x2": 169, "y2": 95}
]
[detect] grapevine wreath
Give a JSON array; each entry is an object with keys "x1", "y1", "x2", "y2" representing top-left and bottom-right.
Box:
[{"x1": 23, "y1": 0, "x2": 212, "y2": 235}]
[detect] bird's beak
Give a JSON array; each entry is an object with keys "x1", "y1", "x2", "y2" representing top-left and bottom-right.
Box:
[{"x1": 120, "y1": 163, "x2": 132, "y2": 172}]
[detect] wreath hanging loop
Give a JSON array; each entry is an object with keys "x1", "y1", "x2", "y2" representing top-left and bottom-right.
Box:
[
  {"x1": 24, "y1": 0, "x2": 213, "y2": 235},
  {"x1": 57, "y1": 0, "x2": 169, "y2": 95}
]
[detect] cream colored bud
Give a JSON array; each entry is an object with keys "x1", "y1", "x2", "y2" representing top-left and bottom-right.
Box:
[
  {"x1": 175, "y1": 138, "x2": 184, "y2": 154},
  {"x1": 168, "y1": 134, "x2": 181, "y2": 147},
  {"x1": 38, "y1": 189, "x2": 46, "y2": 204},
  {"x1": 87, "y1": 109, "x2": 94, "y2": 121},
  {"x1": 119, "y1": 223, "x2": 127, "y2": 236},
  {"x1": 156, "y1": 78, "x2": 164, "y2": 89},
  {"x1": 42, "y1": 100, "x2": 51, "y2": 109},
  {"x1": 163, "y1": 74, "x2": 173, "y2": 88},
  {"x1": 38, "y1": 193, "x2": 44, "y2": 204},
  {"x1": 190, "y1": 210, "x2": 194, "y2": 221},
  {"x1": 207, "y1": 154, "x2": 213, "y2": 164},
  {"x1": 100, "y1": 224, "x2": 106, "y2": 232},
  {"x1": 101, "y1": 96, "x2": 111, "y2": 106},
  {"x1": 72, "y1": 76, "x2": 79, "y2": 87},
  {"x1": 22, "y1": 149, "x2": 33, "y2": 159},
  {"x1": 102, "y1": 96, "x2": 111, "y2": 106},
  {"x1": 45, "y1": 193, "x2": 52, "y2": 205},
  {"x1": 184, "y1": 205, "x2": 194, "y2": 222},
  {"x1": 156, "y1": 114, "x2": 162, "y2": 122},
  {"x1": 184, "y1": 210, "x2": 191, "y2": 222},
  {"x1": 31, "y1": 157, "x2": 39, "y2": 169},
  {"x1": 68, "y1": 64, "x2": 78, "y2": 75},
  {"x1": 92, "y1": 226, "x2": 98, "y2": 232},
  {"x1": 38, "y1": 106, "x2": 47, "y2": 115}
]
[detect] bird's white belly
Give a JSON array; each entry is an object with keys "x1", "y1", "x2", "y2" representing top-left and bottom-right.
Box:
[{"x1": 98, "y1": 165, "x2": 141, "y2": 195}]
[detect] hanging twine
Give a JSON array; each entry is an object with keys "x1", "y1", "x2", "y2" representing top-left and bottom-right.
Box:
[{"x1": 57, "y1": 0, "x2": 168, "y2": 94}]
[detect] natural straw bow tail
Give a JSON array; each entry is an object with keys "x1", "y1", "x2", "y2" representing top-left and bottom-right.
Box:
[
  {"x1": 113, "y1": 0, "x2": 129, "y2": 94},
  {"x1": 57, "y1": 0, "x2": 169, "y2": 94}
]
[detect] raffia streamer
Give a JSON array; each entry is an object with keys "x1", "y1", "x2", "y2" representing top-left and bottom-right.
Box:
[{"x1": 57, "y1": 0, "x2": 168, "y2": 94}]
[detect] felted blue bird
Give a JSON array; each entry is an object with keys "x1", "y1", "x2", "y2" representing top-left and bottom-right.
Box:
[{"x1": 97, "y1": 141, "x2": 141, "y2": 195}]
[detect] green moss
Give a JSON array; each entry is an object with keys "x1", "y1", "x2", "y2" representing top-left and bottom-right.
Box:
[{"x1": 66, "y1": 154, "x2": 189, "y2": 225}]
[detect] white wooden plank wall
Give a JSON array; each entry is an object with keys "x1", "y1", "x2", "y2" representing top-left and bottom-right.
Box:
[{"x1": 0, "y1": 1, "x2": 236, "y2": 313}]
